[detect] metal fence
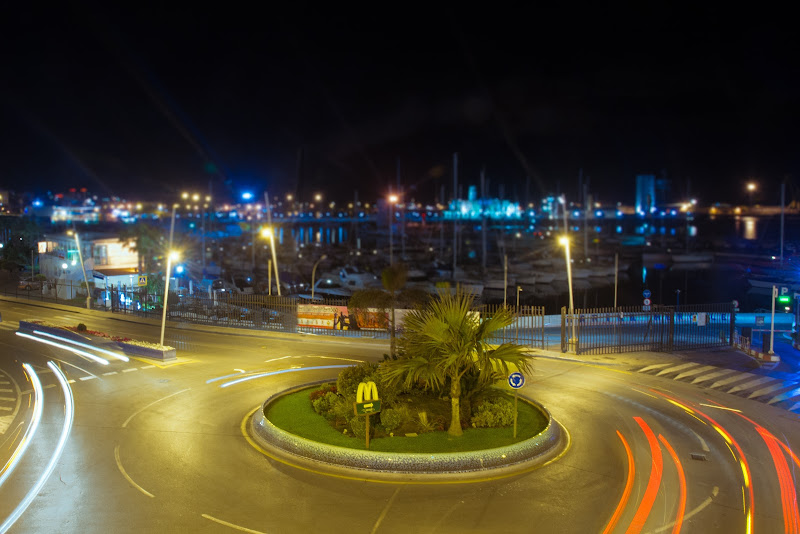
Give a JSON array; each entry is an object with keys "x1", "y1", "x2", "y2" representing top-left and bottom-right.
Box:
[
  {"x1": 480, "y1": 304, "x2": 546, "y2": 348},
  {"x1": 561, "y1": 303, "x2": 735, "y2": 354},
  {"x1": 2, "y1": 282, "x2": 551, "y2": 346}
]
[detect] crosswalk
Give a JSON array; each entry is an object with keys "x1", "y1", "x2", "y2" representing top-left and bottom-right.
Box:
[{"x1": 636, "y1": 362, "x2": 800, "y2": 412}]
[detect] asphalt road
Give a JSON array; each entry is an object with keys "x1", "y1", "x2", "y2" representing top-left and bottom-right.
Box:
[{"x1": 1, "y1": 299, "x2": 799, "y2": 533}]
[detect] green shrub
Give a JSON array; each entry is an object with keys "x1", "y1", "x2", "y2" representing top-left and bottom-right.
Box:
[
  {"x1": 312, "y1": 391, "x2": 339, "y2": 420},
  {"x1": 379, "y1": 408, "x2": 403, "y2": 432},
  {"x1": 76, "y1": 323, "x2": 87, "y2": 332},
  {"x1": 309, "y1": 383, "x2": 337, "y2": 402},
  {"x1": 471, "y1": 398, "x2": 515, "y2": 428},
  {"x1": 349, "y1": 415, "x2": 375, "y2": 439},
  {"x1": 417, "y1": 411, "x2": 435, "y2": 433},
  {"x1": 337, "y1": 362, "x2": 379, "y2": 400}
]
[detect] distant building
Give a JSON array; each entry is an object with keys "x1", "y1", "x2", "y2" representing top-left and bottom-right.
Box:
[
  {"x1": 635, "y1": 174, "x2": 671, "y2": 215},
  {"x1": 38, "y1": 232, "x2": 139, "y2": 300}
]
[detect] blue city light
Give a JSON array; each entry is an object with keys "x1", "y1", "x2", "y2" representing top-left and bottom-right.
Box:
[
  {"x1": 241, "y1": 192, "x2": 254, "y2": 200},
  {"x1": 176, "y1": 265, "x2": 184, "y2": 274}
]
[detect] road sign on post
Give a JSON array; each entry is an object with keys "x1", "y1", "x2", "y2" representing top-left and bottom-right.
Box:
[
  {"x1": 643, "y1": 290, "x2": 651, "y2": 299},
  {"x1": 354, "y1": 381, "x2": 380, "y2": 449},
  {"x1": 508, "y1": 372, "x2": 525, "y2": 438},
  {"x1": 138, "y1": 275, "x2": 147, "y2": 287}
]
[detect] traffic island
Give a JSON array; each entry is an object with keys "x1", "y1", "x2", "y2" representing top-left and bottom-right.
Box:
[{"x1": 247, "y1": 381, "x2": 570, "y2": 482}]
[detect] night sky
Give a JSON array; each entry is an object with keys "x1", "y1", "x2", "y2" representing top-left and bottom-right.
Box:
[{"x1": 0, "y1": 5, "x2": 797, "y2": 205}]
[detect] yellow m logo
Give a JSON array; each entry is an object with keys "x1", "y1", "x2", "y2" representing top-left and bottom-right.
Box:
[{"x1": 356, "y1": 381, "x2": 379, "y2": 403}]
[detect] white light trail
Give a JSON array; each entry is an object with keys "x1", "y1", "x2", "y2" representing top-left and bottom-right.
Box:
[
  {"x1": 0, "y1": 364, "x2": 43, "y2": 489},
  {"x1": 220, "y1": 365, "x2": 353, "y2": 388},
  {"x1": 32, "y1": 330, "x2": 129, "y2": 362},
  {"x1": 16, "y1": 331, "x2": 109, "y2": 365},
  {"x1": 0, "y1": 362, "x2": 74, "y2": 532}
]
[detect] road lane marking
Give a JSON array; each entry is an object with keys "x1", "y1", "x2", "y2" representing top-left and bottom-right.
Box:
[
  {"x1": 0, "y1": 389, "x2": 10, "y2": 393},
  {"x1": 122, "y1": 368, "x2": 138, "y2": 373},
  {"x1": 43, "y1": 384, "x2": 55, "y2": 389},
  {"x1": 48, "y1": 357, "x2": 99, "y2": 380},
  {"x1": 674, "y1": 365, "x2": 716, "y2": 380},
  {"x1": 656, "y1": 362, "x2": 699, "y2": 376},
  {"x1": 370, "y1": 486, "x2": 402, "y2": 534},
  {"x1": 690, "y1": 368, "x2": 737, "y2": 385},
  {"x1": 67, "y1": 380, "x2": 75, "y2": 384},
  {"x1": 122, "y1": 389, "x2": 191, "y2": 428},
  {"x1": 0, "y1": 397, "x2": 14, "y2": 402},
  {"x1": 140, "y1": 365, "x2": 155, "y2": 369},
  {"x1": 114, "y1": 445, "x2": 154, "y2": 498},
  {"x1": 102, "y1": 372, "x2": 118, "y2": 376},
  {"x1": 201, "y1": 514, "x2": 265, "y2": 534},
  {"x1": 727, "y1": 376, "x2": 777, "y2": 394},
  {"x1": 0, "y1": 407, "x2": 11, "y2": 412},
  {"x1": 79, "y1": 376, "x2": 97, "y2": 381},
  {"x1": 651, "y1": 487, "x2": 719, "y2": 533},
  {"x1": 690, "y1": 429, "x2": 710, "y2": 452}
]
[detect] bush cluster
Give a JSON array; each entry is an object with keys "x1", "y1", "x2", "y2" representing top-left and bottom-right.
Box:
[{"x1": 471, "y1": 397, "x2": 515, "y2": 428}]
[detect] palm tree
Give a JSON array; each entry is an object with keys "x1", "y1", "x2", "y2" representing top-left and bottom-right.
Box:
[
  {"x1": 382, "y1": 290, "x2": 532, "y2": 436},
  {"x1": 381, "y1": 264, "x2": 408, "y2": 358},
  {"x1": 118, "y1": 222, "x2": 164, "y2": 275}
]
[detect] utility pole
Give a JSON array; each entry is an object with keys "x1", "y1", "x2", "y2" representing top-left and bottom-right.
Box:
[
  {"x1": 452, "y1": 152, "x2": 458, "y2": 279},
  {"x1": 781, "y1": 182, "x2": 785, "y2": 266},
  {"x1": 481, "y1": 168, "x2": 487, "y2": 273}
]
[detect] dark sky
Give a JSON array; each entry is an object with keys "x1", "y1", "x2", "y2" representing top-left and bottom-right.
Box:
[{"x1": 0, "y1": 5, "x2": 797, "y2": 205}]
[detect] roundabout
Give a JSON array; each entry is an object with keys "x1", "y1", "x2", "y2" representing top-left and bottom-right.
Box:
[{"x1": 246, "y1": 381, "x2": 571, "y2": 482}]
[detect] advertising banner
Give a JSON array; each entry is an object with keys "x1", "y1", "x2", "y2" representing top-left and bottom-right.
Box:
[{"x1": 298, "y1": 304, "x2": 350, "y2": 330}]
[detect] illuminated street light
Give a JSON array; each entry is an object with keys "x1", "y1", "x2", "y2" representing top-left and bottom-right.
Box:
[
  {"x1": 311, "y1": 255, "x2": 328, "y2": 300},
  {"x1": 261, "y1": 228, "x2": 281, "y2": 296},
  {"x1": 747, "y1": 182, "x2": 757, "y2": 206},
  {"x1": 160, "y1": 251, "x2": 179, "y2": 347},
  {"x1": 314, "y1": 193, "x2": 322, "y2": 202},
  {"x1": 559, "y1": 236, "x2": 577, "y2": 351},
  {"x1": 388, "y1": 194, "x2": 398, "y2": 265}
]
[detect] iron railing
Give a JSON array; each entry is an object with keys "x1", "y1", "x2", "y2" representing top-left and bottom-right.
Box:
[{"x1": 560, "y1": 303, "x2": 735, "y2": 354}]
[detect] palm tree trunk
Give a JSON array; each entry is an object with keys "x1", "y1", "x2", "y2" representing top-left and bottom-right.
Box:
[
  {"x1": 449, "y1": 371, "x2": 463, "y2": 436},
  {"x1": 390, "y1": 303, "x2": 396, "y2": 357}
]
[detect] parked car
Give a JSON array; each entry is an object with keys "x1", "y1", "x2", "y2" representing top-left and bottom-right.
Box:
[{"x1": 18, "y1": 277, "x2": 44, "y2": 291}]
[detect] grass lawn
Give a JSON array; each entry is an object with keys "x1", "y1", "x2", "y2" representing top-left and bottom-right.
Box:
[{"x1": 266, "y1": 387, "x2": 549, "y2": 453}]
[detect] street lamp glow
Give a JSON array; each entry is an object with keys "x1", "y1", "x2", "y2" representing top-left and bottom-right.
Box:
[
  {"x1": 314, "y1": 193, "x2": 322, "y2": 202},
  {"x1": 747, "y1": 182, "x2": 757, "y2": 192},
  {"x1": 242, "y1": 192, "x2": 254, "y2": 201},
  {"x1": 261, "y1": 228, "x2": 281, "y2": 296},
  {"x1": 61, "y1": 263, "x2": 68, "y2": 270}
]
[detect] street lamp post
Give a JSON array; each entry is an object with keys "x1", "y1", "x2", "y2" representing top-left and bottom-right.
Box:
[
  {"x1": 69, "y1": 231, "x2": 91, "y2": 309},
  {"x1": 160, "y1": 251, "x2": 178, "y2": 347},
  {"x1": 311, "y1": 254, "x2": 328, "y2": 300},
  {"x1": 747, "y1": 182, "x2": 757, "y2": 206},
  {"x1": 261, "y1": 228, "x2": 281, "y2": 296},
  {"x1": 388, "y1": 194, "x2": 398, "y2": 265},
  {"x1": 559, "y1": 236, "x2": 577, "y2": 350}
]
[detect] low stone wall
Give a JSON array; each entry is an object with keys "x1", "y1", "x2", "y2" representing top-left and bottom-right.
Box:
[
  {"x1": 249, "y1": 382, "x2": 567, "y2": 481},
  {"x1": 116, "y1": 341, "x2": 176, "y2": 361}
]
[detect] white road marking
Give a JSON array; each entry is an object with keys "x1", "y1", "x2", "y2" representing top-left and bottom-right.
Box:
[
  {"x1": 201, "y1": 514, "x2": 266, "y2": 534},
  {"x1": 370, "y1": 486, "x2": 402, "y2": 534},
  {"x1": 691, "y1": 368, "x2": 737, "y2": 384},
  {"x1": 79, "y1": 376, "x2": 97, "y2": 381},
  {"x1": 114, "y1": 445, "x2": 154, "y2": 498},
  {"x1": 0, "y1": 407, "x2": 11, "y2": 412},
  {"x1": 727, "y1": 376, "x2": 776, "y2": 394},
  {"x1": 43, "y1": 384, "x2": 56, "y2": 389},
  {"x1": 122, "y1": 389, "x2": 191, "y2": 428},
  {"x1": 638, "y1": 363, "x2": 671, "y2": 373},
  {"x1": 0, "y1": 389, "x2": 11, "y2": 393},
  {"x1": 0, "y1": 397, "x2": 15, "y2": 401},
  {"x1": 140, "y1": 365, "x2": 155, "y2": 369},
  {"x1": 656, "y1": 363, "x2": 699, "y2": 376},
  {"x1": 103, "y1": 372, "x2": 118, "y2": 376},
  {"x1": 675, "y1": 365, "x2": 716, "y2": 380},
  {"x1": 122, "y1": 368, "x2": 138, "y2": 373},
  {"x1": 650, "y1": 486, "x2": 719, "y2": 533},
  {"x1": 690, "y1": 429, "x2": 711, "y2": 452}
]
